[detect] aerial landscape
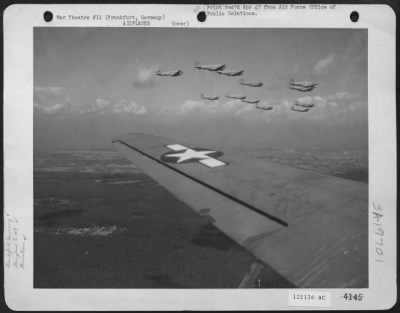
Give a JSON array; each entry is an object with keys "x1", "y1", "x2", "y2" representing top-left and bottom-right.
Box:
[
  {"x1": 34, "y1": 27, "x2": 368, "y2": 288},
  {"x1": 34, "y1": 148, "x2": 367, "y2": 288}
]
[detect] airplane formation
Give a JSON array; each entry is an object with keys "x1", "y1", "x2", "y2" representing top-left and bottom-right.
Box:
[{"x1": 155, "y1": 62, "x2": 319, "y2": 113}]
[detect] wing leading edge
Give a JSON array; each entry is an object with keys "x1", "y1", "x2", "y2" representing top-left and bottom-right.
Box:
[{"x1": 113, "y1": 133, "x2": 368, "y2": 288}]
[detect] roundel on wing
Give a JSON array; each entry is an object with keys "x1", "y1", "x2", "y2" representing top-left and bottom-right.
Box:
[{"x1": 160, "y1": 147, "x2": 224, "y2": 164}]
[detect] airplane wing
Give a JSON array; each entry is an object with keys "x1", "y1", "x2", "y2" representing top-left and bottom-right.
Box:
[{"x1": 113, "y1": 133, "x2": 368, "y2": 288}]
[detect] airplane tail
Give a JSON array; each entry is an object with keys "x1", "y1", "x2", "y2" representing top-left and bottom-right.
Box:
[{"x1": 194, "y1": 60, "x2": 200, "y2": 68}]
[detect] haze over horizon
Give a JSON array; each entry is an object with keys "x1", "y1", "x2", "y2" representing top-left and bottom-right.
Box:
[{"x1": 34, "y1": 28, "x2": 367, "y2": 152}]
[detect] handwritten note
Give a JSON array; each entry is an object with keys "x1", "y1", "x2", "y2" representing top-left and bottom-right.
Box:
[
  {"x1": 4, "y1": 213, "x2": 26, "y2": 270},
  {"x1": 372, "y1": 203, "x2": 384, "y2": 263}
]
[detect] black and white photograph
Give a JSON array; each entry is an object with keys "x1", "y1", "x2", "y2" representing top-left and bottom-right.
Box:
[
  {"x1": 3, "y1": 4, "x2": 396, "y2": 311},
  {"x1": 33, "y1": 27, "x2": 368, "y2": 289}
]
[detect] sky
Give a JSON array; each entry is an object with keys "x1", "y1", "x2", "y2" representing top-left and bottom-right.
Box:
[{"x1": 34, "y1": 27, "x2": 368, "y2": 152}]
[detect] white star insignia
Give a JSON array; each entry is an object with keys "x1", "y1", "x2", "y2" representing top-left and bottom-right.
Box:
[
  {"x1": 165, "y1": 149, "x2": 217, "y2": 163},
  {"x1": 163, "y1": 144, "x2": 227, "y2": 168}
]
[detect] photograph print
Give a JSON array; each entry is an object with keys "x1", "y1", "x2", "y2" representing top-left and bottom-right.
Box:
[{"x1": 34, "y1": 27, "x2": 368, "y2": 288}]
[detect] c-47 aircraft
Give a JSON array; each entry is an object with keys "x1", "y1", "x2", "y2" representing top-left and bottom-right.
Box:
[
  {"x1": 241, "y1": 98, "x2": 260, "y2": 104},
  {"x1": 217, "y1": 69, "x2": 244, "y2": 77},
  {"x1": 289, "y1": 78, "x2": 318, "y2": 92},
  {"x1": 291, "y1": 105, "x2": 311, "y2": 112},
  {"x1": 256, "y1": 103, "x2": 273, "y2": 111},
  {"x1": 226, "y1": 94, "x2": 246, "y2": 100},
  {"x1": 240, "y1": 78, "x2": 263, "y2": 87},
  {"x1": 194, "y1": 62, "x2": 226, "y2": 72},
  {"x1": 295, "y1": 102, "x2": 315, "y2": 108},
  {"x1": 156, "y1": 69, "x2": 183, "y2": 77},
  {"x1": 113, "y1": 133, "x2": 368, "y2": 288},
  {"x1": 200, "y1": 94, "x2": 219, "y2": 101}
]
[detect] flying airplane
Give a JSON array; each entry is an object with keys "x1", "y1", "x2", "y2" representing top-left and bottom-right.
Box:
[
  {"x1": 240, "y1": 78, "x2": 263, "y2": 87},
  {"x1": 194, "y1": 62, "x2": 226, "y2": 72},
  {"x1": 291, "y1": 105, "x2": 310, "y2": 112},
  {"x1": 226, "y1": 94, "x2": 246, "y2": 100},
  {"x1": 289, "y1": 78, "x2": 318, "y2": 92},
  {"x1": 256, "y1": 103, "x2": 273, "y2": 111},
  {"x1": 113, "y1": 133, "x2": 368, "y2": 288},
  {"x1": 241, "y1": 98, "x2": 260, "y2": 104},
  {"x1": 156, "y1": 69, "x2": 183, "y2": 77},
  {"x1": 217, "y1": 69, "x2": 244, "y2": 77},
  {"x1": 295, "y1": 102, "x2": 315, "y2": 108},
  {"x1": 201, "y1": 94, "x2": 219, "y2": 101}
]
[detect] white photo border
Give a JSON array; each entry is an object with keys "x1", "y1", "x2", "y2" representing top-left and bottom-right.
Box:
[{"x1": 3, "y1": 4, "x2": 396, "y2": 310}]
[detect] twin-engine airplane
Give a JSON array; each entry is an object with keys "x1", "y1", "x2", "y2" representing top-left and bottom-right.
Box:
[
  {"x1": 295, "y1": 102, "x2": 315, "y2": 108},
  {"x1": 241, "y1": 98, "x2": 260, "y2": 104},
  {"x1": 194, "y1": 62, "x2": 226, "y2": 72},
  {"x1": 256, "y1": 103, "x2": 273, "y2": 111},
  {"x1": 113, "y1": 133, "x2": 368, "y2": 288},
  {"x1": 217, "y1": 69, "x2": 244, "y2": 77},
  {"x1": 291, "y1": 105, "x2": 311, "y2": 112},
  {"x1": 289, "y1": 78, "x2": 318, "y2": 92},
  {"x1": 201, "y1": 94, "x2": 219, "y2": 101},
  {"x1": 226, "y1": 94, "x2": 246, "y2": 100},
  {"x1": 240, "y1": 78, "x2": 263, "y2": 87},
  {"x1": 156, "y1": 69, "x2": 183, "y2": 77}
]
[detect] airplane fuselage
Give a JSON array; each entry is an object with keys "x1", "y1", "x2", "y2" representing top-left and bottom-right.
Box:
[
  {"x1": 195, "y1": 64, "x2": 226, "y2": 71},
  {"x1": 295, "y1": 103, "x2": 314, "y2": 108},
  {"x1": 242, "y1": 99, "x2": 260, "y2": 104},
  {"x1": 217, "y1": 70, "x2": 244, "y2": 76},
  {"x1": 289, "y1": 85, "x2": 317, "y2": 92},
  {"x1": 289, "y1": 81, "x2": 318, "y2": 92},
  {"x1": 156, "y1": 70, "x2": 183, "y2": 77},
  {"x1": 291, "y1": 106, "x2": 310, "y2": 112},
  {"x1": 240, "y1": 82, "x2": 263, "y2": 87},
  {"x1": 226, "y1": 95, "x2": 246, "y2": 100},
  {"x1": 256, "y1": 105, "x2": 273, "y2": 111},
  {"x1": 201, "y1": 95, "x2": 219, "y2": 100}
]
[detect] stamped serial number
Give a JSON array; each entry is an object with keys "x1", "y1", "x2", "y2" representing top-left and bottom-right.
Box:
[
  {"x1": 289, "y1": 291, "x2": 331, "y2": 307},
  {"x1": 341, "y1": 293, "x2": 364, "y2": 301}
]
